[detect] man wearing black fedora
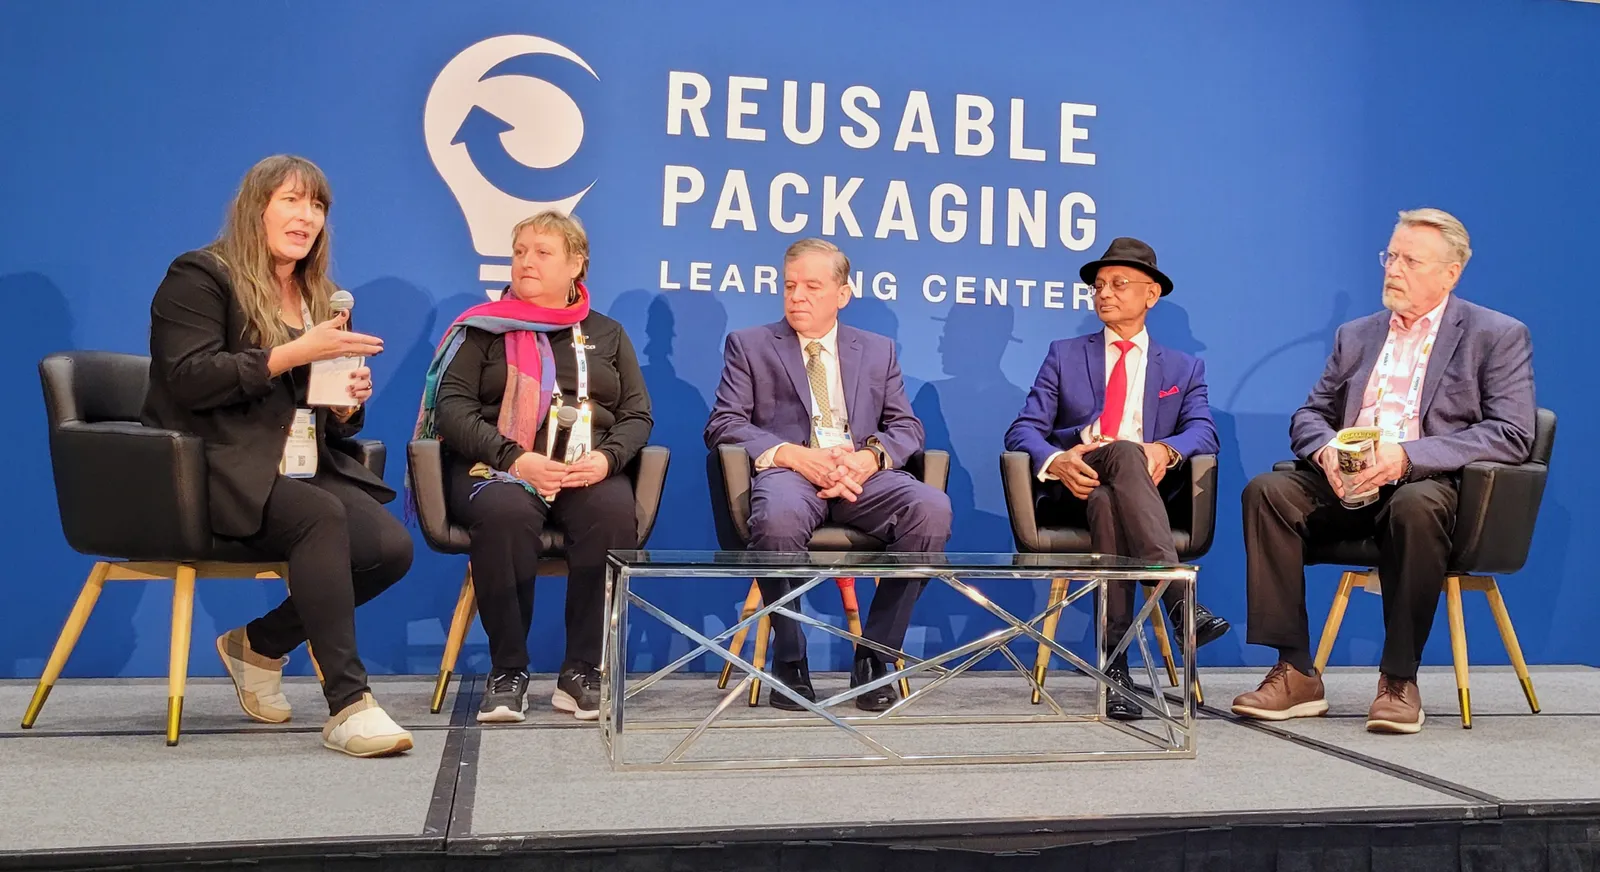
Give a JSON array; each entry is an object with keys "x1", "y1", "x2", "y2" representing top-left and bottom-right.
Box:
[{"x1": 1004, "y1": 237, "x2": 1231, "y2": 720}]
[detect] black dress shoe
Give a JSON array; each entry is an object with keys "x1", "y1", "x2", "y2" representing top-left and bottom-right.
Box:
[
  {"x1": 1105, "y1": 661, "x2": 1144, "y2": 721},
  {"x1": 849, "y1": 655, "x2": 897, "y2": 712},
  {"x1": 768, "y1": 658, "x2": 816, "y2": 711},
  {"x1": 1167, "y1": 602, "x2": 1231, "y2": 651}
]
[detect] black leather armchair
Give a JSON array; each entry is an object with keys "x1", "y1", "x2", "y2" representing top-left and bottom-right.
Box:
[
  {"x1": 1000, "y1": 450, "x2": 1220, "y2": 701},
  {"x1": 407, "y1": 439, "x2": 670, "y2": 713},
  {"x1": 706, "y1": 444, "x2": 950, "y2": 704},
  {"x1": 27, "y1": 351, "x2": 388, "y2": 745},
  {"x1": 1281, "y1": 407, "x2": 1556, "y2": 728}
]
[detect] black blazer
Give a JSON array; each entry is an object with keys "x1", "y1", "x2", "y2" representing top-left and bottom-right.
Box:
[{"x1": 141, "y1": 249, "x2": 394, "y2": 539}]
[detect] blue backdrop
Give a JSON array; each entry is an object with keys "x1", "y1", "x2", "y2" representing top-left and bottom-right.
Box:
[{"x1": 1, "y1": 0, "x2": 1596, "y2": 680}]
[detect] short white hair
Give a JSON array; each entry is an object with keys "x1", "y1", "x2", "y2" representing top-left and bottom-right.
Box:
[{"x1": 1396, "y1": 208, "x2": 1472, "y2": 269}]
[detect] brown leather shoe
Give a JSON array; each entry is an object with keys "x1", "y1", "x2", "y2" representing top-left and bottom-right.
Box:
[
  {"x1": 1230, "y1": 661, "x2": 1329, "y2": 720},
  {"x1": 1366, "y1": 674, "x2": 1425, "y2": 734}
]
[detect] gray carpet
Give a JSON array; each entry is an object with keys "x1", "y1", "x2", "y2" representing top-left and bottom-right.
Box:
[
  {"x1": 0, "y1": 730, "x2": 445, "y2": 852},
  {"x1": 1194, "y1": 666, "x2": 1590, "y2": 717},
  {"x1": 0, "y1": 675, "x2": 456, "y2": 736},
  {"x1": 1275, "y1": 714, "x2": 1600, "y2": 801},
  {"x1": 469, "y1": 716, "x2": 1471, "y2": 838}
]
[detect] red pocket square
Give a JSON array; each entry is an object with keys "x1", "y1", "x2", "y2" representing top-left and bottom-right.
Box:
[{"x1": 1159, "y1": 386, "x2": 1180, "y2": 398}]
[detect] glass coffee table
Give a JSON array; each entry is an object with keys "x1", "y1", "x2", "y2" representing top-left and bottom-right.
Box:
[{"x1": 600, "y1": 551, "x2": 1199, "y2": 771}]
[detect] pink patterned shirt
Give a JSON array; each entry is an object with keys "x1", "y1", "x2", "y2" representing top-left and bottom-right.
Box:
[{"x1": 1355, "y1": 298, "x2": 1448, "y2": 442}]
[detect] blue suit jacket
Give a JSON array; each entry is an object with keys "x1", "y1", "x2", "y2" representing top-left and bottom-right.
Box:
[
  {"x1": 1004, "y1": 331, "x2": 1219, "y2": 477},
  {"x1": 704, "y1": 319, "x2": 925, "y2": 466},
  {"x1": 1289, "y1": 295, "x2": 1535, "y2": 478}
]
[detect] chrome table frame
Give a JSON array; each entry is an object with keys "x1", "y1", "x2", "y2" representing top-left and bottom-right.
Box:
[{"x1": 600, "y1": 553, "x2": 1197, "y2": 771}]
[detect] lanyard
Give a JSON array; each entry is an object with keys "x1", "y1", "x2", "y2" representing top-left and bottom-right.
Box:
[
  {"x1": 1370, "y1": 312, "x2": 1443, "y2": 442},
  {"x1": 549, "y1": 325, "x2": 590, "y2": 406}
]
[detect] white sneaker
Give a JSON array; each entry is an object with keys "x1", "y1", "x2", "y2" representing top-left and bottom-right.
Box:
[
  {"x1": 322, "y1": 693, "x2": 414, "y2": 758},
  {"x1": 216, "y1": 628, "x2": 291, "y2": 724}
]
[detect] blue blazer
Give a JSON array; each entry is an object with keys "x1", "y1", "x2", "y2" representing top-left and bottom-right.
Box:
[
  {"x1": 704, "y1": 319, "x2": 925, "y2": 466},
  {"x1": 1288, "y1": 295, "x2": 1535, "y2": 478},
  {"x1": 1004, "y1": 331, "x2": 1219, "y2": 477}
]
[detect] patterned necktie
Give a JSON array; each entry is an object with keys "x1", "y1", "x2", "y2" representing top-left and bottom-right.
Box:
[
  {"x1": 805, "y1": 341, "x2": 835, "y2": 429},
  {"x1": 1099, "y1": 340, "x2": 1137, "y2": 440}
]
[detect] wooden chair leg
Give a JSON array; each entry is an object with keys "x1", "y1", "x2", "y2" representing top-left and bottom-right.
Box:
[
  {"x1": 1445, "y1": 575, "x2": 1471, "y2": 728},
  {"x1": 167, "y1": 565, "x2": 197, "y2": 746},
  {"x1": 747, "y1": 613, "x2": 771, "y2": 706},
  {"x1": 1313, "y1": 571, "x2": 1361, "y2": 675},
  {"x1": 430, "y1": 566, "x2": 478, "y2": 714},
  {"x1": 1145, "y1": 586, "x2": 1180, "y2": 688},
  {"x1": 1480, "y1": 576, "x2": 1540, "y2": 714},
  {"x1": 1032, "y1": 577, "x2": 1070, "y2": 705},
  {"x1": 22, "y1": 561, "x2": 112, "y2": 729},
  {"x1": 306, "y1": 643, "x2": 326, "y2": 685},
  {"x1": 863, "y1": 577, "x2": 913, "y2": 699},
  {"x1": 718, "y1": 581, "x2": 763, "y2": 689}
]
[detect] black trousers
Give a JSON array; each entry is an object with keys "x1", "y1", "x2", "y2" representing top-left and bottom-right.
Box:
[
  {"x1": 1037, "y1": 441, "x2": 1186, "y2": 657},
  {"x1": 1242, "y1": 466, "x2": 1457, "y2": 680},
  {"x1": 445, "y1": 459, "x2": 637, "y2": 673},
  {"x1": 236, "y1": 472, "x2": 414, "y2": 716}
]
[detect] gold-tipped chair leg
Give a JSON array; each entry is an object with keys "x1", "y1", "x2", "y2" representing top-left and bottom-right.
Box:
[
  {"x1": 1032, "y1": 577, "x2": 1069, "y2": 705},
  {"x1": 431, "y1": 567, "x2": 478, "y2": 714},
  {"x1": 747, "y1": 613, "x2": 771, "y2": 707},
  {"x1": 167, "y1": 565, "x2": 197, "y2": 746},
  {"x1": 1479, "y1": 576, "x2": 1540, "y2": 714},
  {"x1": 1445, "y1": 575, "x2": 1471, "y2": 729},
  {"x1": 719, "y1": 581, "x2": 763, "y2": 690},
  {"x1": 1145, "y1": 586, "x2": 1180, "y2": 688},
  {"x1": 22, "y1": 561, "x2": 112, "y2": 729}
]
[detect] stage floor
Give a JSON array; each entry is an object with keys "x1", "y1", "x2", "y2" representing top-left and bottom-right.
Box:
[{"x1": 1, "y1": 666, "x2": 1596, "y2": 868}]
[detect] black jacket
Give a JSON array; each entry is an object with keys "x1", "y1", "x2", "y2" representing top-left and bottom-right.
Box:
[
  {"x1": 141, "y1": 249, "x2": 394, "y2": 538},
  {"x1": 434, "y1": 311, "x2": 652, "y2": 476}
]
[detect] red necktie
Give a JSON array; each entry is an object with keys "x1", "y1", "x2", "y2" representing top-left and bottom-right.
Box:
[{"x1": 1099, "y1": 340, "x2": 1137, "y2": 440}]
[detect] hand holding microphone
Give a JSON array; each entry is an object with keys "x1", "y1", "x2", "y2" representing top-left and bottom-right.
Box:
[{"x1": 292, "y1": 290, "x2": 383, "y2": 366}]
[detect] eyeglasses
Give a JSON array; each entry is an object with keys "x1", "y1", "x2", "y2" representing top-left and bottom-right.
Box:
[
  {"x1": 1092, "y1": 277, "x2": 1158, "y2": 293},
  {"x1": 1379, "y1": 250, "x2": 1451, "y2": 271}
]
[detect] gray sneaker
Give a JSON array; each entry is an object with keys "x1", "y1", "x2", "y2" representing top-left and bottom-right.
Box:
[
  {"x1": 477, "y1": 669, "x2": 530, "y2": 723},
  {"x1": 553, "y1": 663, "x2": 600, "y2": 721}
]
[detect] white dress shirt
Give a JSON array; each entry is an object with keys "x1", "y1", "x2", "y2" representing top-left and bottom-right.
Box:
[
  {"x1": 756, "y1": 323, "x2": 851, "y2": 469},
  {"x1": 1038, "y1": 327, "x2": 1153, "y2": 481}
]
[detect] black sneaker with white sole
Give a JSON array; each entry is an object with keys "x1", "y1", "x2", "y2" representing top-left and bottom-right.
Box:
[
  {"x1": 553, "y1": 662, "x2": 601, "y2": 721},
  {"x1": 477, "y1": 669, "x2": 530, "y2": 723}
]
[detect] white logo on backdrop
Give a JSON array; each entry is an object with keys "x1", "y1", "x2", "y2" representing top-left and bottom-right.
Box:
[{"x1": 424, "y1": 35, "x2": 598, "y2": 296}]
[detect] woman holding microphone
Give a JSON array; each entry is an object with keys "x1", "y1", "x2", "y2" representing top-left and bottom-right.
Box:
[
  {"x1": 414, "y1": 210, "x2": 652, "y2": 723},
  {"x1": 143, "y1": 155, "x2": 415, "y2": 757}
]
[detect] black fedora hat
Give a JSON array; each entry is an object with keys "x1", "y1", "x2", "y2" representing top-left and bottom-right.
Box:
[{"x1": 1078, "y1": 237, "x2": 1174, "y2": 296}]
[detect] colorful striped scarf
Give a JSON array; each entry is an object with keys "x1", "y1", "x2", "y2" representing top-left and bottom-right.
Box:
[{"x1": 407, "y1": 285, "x2": 591, "y2": 514}]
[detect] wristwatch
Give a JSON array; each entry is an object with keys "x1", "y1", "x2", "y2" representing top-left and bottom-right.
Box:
[
  {"x1": 866, "y1": 438, "x2": 890, "y2": 470},
  {"x1": 1157, "y1": 441, "x2": 1181, "y2": 469}
]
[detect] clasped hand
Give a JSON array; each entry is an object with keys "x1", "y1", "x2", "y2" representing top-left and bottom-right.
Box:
[
  {"x1": 511, "y1": 450, "x2": 610, "y2": 500},
  {"x1": 777, "y1": 444, "x2": 879, "y2": 502},
  {"x1": 1046, "y1": 439, "x2": 1172, "y2": 499}
]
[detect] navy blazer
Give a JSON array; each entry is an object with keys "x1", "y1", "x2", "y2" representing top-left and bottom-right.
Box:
[
  {"x1": 704, "y1": 319, "x2": 924, "y2": 466},
  {"x1": 1288, "y1": 295, "x2": 1535, "y2": 478},
  {"x1": 1004, "y1": 330, "x2": 1219, "y2": 477}
]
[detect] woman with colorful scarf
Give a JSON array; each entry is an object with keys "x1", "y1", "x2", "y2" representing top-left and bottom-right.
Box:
[{"x1": 415, "y1": 211, "x2": 652, "y2": 723}]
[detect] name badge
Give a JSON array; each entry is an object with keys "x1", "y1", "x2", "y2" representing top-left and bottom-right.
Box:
[
  {"x1": 811, "y1": 422, "x2": 853, "y2": 452},
  {"x1": 279, "y1": 408, "x2": 318, "y2": 478}
]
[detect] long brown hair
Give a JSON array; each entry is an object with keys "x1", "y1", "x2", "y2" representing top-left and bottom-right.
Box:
[{"x1": 205, "y1": 155, "x2": 338, "y2": 348}]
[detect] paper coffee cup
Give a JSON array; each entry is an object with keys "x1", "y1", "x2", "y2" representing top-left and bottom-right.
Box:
[{"x1": 1329, "y1": 427, "x2": 1382, "y2": 508}]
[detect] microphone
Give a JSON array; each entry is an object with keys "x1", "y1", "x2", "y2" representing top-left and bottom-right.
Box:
[
  {"x1": 548, "y1": 405, "x2": 580, "y2": 461},
  {"x1": 330, "y1": 289, "x2": 354, "y2": 326}
]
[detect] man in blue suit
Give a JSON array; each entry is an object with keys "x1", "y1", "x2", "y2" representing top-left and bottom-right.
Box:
[
  {"x1": 1232, "y1": 208, "x2": 1535, "y2": 734},
  {"x1": 1005, "y1": 237, "x2": 1229, "y2": 720},
  {"x1": 705, "y1": 238, "x2": 952, "y2": 712}
]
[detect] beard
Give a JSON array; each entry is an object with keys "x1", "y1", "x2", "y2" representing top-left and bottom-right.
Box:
[{"x1": 1381, "y1": 287, "x2": 1410, "y2": 314}]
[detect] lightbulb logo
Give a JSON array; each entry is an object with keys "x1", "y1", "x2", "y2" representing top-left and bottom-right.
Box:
[{"x1": 424, "y1": 35, "x2": 600, "y2": 296}]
